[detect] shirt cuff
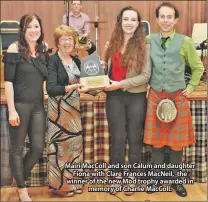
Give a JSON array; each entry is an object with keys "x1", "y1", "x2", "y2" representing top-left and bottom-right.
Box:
[
  {"x1": 120, "y1": 81, "x2": 127, "y2": 91},
  {"x1": 187, "y1": 84, "x2": 195, "y2": 93}
]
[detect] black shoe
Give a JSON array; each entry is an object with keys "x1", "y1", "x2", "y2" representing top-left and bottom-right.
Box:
[{"x1": 171, "y1": 184, "x2": 187, "y2": 197}]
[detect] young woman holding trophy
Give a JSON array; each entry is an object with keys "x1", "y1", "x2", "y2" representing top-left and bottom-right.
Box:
[{"x1": 104, "y1": 6, "x2": 151, "y2": 196}]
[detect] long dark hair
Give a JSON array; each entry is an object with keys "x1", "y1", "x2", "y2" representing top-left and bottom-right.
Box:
[
  {"x1": 18, "y1": 13, "x2": 46, "y2": 61},
  {"x1": 105, "y1": 6, "x2": 146, "y2": 73}
]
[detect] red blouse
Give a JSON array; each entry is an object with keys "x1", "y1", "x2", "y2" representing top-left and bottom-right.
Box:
[{"x1": 111, "y1": 52, "x2": 128, "y2": 81}]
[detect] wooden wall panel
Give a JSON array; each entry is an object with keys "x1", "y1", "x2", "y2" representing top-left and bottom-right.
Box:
[
  {"x1": 1, "y1": 1, "x2": 207, "y2": 58},
  {"x1": 1, "y1": 1, "x2": 65, "y2": 49},
  {"x1": 98, "y1": 1, "x2": 151, "y2": 58},
  {"x1": 1, "y1": 1, "x2": 98, "y2": 51}
]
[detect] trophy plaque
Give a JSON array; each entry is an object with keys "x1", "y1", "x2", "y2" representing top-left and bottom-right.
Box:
[{"x1": 80, "y1": 52, "x2": 109, "y2": 90}]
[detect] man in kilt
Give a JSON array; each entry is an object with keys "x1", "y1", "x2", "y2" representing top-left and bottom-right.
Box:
[{"x1": 144, "y1": 2, "x2": 204, "y2": 197}]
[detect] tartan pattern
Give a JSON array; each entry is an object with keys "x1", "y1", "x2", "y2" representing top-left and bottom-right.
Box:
[
  {"x1": 0, "y1": 105, "x2": 12, "y2": 186},
  {"x1": 183, "y1": 100, "x2": 207, "y2": 182},
  {"x1": 24, "y1": 140, "x2": 48, "y2": 186},
  {"x1": 81, "y1": 102, "x2": 95, "y2": 165},
  {"x1": 81, "y1": 102, "x2": 109, "y2": 165},
  {"x1": 1, "y1": 100, "x2": 207, "y2": 186},
  {"x1": 94, "y1": 102, "x2": 109, "y2": 163},
  {"x1": 124, "y1": 138, "x2": 152, "y2": 164},
  {"x1": 144, "y1": 89, "x2": 195, "y2": 149}
]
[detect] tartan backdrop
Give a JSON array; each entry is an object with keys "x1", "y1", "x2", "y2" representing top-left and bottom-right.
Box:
[{"x1": 1, "y1": 100, "x2": 207, "y2": 186}]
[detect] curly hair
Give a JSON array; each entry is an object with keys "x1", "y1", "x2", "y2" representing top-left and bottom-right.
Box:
[
  {"x1": 18, "y1": 13, "x2": 46, "y2": 61},
  {"x1": 105, "y1": 6, "x2": 146, "y2": 73},
  {"x1": 53, "y1": 25, "x2": 77, "y2": 48}
]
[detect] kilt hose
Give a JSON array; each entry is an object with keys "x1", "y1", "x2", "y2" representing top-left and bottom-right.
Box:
[{"x1": 144, "y1": 88, "x2": 195, "y2": 150}]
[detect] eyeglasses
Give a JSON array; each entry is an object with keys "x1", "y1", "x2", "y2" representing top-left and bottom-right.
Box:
[{"x1": 59, "y1": 38, "x2": 74, "y2": 43}]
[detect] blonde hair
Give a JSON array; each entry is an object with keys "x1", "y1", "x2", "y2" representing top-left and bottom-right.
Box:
[{"x1": 53, "y1": 25, "x2": 77, "y2": 48}]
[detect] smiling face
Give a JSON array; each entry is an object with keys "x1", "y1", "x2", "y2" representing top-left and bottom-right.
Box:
[
  {"x1": 156, "y1": 6, "x2": 178, "y2": 35},
  {"x1": 25, "y1": 18, "x2": 41, "y2": 43},
  {"x1": 121, "y1": 10, "x2": 139, "y2": 37},
  {"x1": 58, "y1": 35, "x2": 74, "y2": 56}
]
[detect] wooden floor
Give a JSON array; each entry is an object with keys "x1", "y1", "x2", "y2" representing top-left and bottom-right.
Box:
[{"x1": 1, "y1": 183, "x2": 207, "y2": 201}]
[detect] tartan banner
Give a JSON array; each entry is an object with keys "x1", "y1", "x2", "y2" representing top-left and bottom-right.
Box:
[
  {"x1": 93, "y1": 102, "x2": 109, "y2": 164},
  {"x1": 1, "y1": 100, "x2": 207, "y2": 186},
  {"x1": 81, "y1": 102, "x2": 95, "y2": 165},
  {"x1": 183, "y1": 100, "x2": 207, "y2": 182},
  {"x1": 0, "y1": 105, "x2": 12, "y2": 186},
  {"x1": 81, "y1": 102, "x2": 109, "y2": 176}
]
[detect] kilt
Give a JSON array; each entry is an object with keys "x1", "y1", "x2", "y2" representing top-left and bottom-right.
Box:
[{"x1": 144, "y1": 88, "x2": 195, "y2": 150}]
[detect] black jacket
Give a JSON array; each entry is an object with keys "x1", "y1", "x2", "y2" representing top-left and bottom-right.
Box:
[{"x1": 46, "y1": 52, "x2": 81, "y2": 97}]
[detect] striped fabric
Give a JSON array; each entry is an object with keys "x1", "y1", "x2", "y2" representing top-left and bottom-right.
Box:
[
  {"x1": 24, "y1": 139, "x2": 48, "y2": 187},
  {"x1": 81, "y1": 102, "x2": 109, "y2": 166},
  {"x1": 0, "y1": 99, "x2": 207, "y2": 186},
  {"x1": 183, "y1": 100, "x2": 207, "y2": 182},
  {"x1": 47, "y1": 90, "x2": 83, "y2": 193},
  {"x1": 0, "y1": 105, "x2": 12, "y2": 185}
]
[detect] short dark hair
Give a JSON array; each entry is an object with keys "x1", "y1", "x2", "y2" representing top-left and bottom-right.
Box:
[
  {"x1": 71, "y1": 0, "x2": 82, "y2": 4},
  {"x1": 156, "y1": 2, "x2": 179, "y2": 18}
]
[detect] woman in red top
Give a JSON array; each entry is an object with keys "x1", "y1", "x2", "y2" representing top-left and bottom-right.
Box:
[{"x1": 104, "y1": 6, "x2": 151, "y2": 195}]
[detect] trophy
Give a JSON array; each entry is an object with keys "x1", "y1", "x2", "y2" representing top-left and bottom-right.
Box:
[{"x1": 80, "y1": 52, "x2": 109, "y2": 90}]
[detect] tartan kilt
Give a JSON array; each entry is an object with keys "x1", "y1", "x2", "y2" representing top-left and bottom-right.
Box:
[{"x1": 144, "y1": 88, "x2": 195, "y2": 149}]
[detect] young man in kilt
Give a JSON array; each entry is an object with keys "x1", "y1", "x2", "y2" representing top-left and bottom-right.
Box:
[{"x1": 143, "y1": 2, "x2": 204, "y2": 197}]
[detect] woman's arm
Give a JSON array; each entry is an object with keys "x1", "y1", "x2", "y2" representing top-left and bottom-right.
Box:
[
  {"x1": 120, "y1": 44, "x2": 151, "y2": 90},
  {"x1": 46, "y1": 56, "x2": 81, "y2": 97},
  {"x1": 4, "y1": 43, "x2": 20, "y2": 126},
  {"x1": 43, "y1": 81, "x2": 48, "y2": 102},
  {"x1": 46, "y1": 56, "x2": 66, "y2": 96},
  {"x1": 105, "y1": 44, "x2": 151, "y2": 91}
]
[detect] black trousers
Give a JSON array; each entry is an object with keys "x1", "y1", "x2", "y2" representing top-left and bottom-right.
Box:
[
  {"x1": 8, "y1": 102, "x2": 46, "y2": 188},
  {"x1": 151, "y1": 147, "x2": 183, "y2": 181},
  {"x1": 106, "y1": 90, "x2": 147, "y2": 172}
]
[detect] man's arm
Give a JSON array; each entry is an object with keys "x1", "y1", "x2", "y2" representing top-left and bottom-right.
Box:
[
  {"x1": 182, "y1": 37, "x2": 204, "y2": 94},
  {"x1": 83, "y1": 14, "x2": 90, "y2": 37}
]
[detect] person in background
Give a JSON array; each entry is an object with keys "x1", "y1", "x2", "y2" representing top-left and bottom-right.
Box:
[
  {"x1": 3, "y1": 13, "x2": 48, "y2": 201},
  {"x1": 46, "y1": 25, "x2": 86, "y2": 197},
  {"x1": 104, "y1": 6, "x2": 151, "y2": 196},
  {"x1": 62, "y1": 0, "x2": 96, "y2": 55},
  {"x1": 63, "y1": 0, "x2": 90, "y2": 37},
  {"x1": 144, "y1": 2, "x2": 204, "y2": 197}
]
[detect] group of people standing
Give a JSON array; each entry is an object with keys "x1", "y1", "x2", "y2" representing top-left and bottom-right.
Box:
[{"x1": 3, "y1": 0, "x2": 204, "y2": 201}]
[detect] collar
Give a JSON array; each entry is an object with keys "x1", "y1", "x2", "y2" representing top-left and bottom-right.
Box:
[
  {"x1": 160, "y1": 30, "x2": 175, "y2": 40},
  {"x1": 69, "y1": 11, "x2": 82, "y2": 17}
]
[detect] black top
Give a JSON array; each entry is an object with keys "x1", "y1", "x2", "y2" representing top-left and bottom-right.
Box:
[
  {"x1": 46, "y1": 52, "x2": 81, "y2": 97},
  {"x1": 3, "y1": 52, "x2": 48, "y2": 103}
]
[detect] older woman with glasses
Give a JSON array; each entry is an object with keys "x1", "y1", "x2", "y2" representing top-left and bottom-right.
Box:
[{"x1": 46, "y1": 25, "x2": 85, "y2": 197}]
